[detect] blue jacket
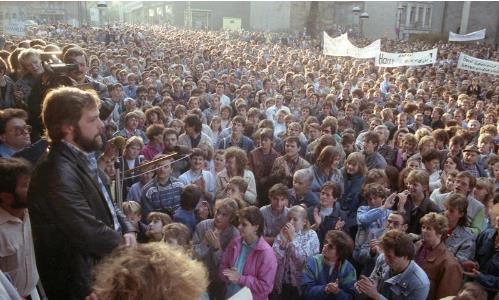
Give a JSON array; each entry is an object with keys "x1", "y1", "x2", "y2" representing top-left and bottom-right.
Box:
[
  {"x1": 307, "y1": 203, "x2": 348, "y2": 247},
  {"x1": 474, "y1": 228, "x2": 499, "y2": 292},
  {"x1": 370, "y1": 254, "x2": 430, "y2": 300},
  {"x1": 301, "y1": 254, "x2": 357, "y2": 300},
  {"x1": 218, "y1": 135, "x2": 255, "y2": 153},
  {"x1": 339, "y1": 169, "x2": 364, "y2": 234}
]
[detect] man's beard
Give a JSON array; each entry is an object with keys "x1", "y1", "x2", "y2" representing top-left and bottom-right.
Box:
[
  {"x1": 11, "y1": 193, "x2": 28, "y2": 209},
  {"x1": 74, "y1": 126, "x2": 103, "y2": 152}
]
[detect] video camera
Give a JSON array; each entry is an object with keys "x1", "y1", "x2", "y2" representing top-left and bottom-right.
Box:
[{"x1": 40, "y1": 51, "x2": 78, "y2": 74}]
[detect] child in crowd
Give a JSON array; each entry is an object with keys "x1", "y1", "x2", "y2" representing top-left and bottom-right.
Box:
[
  {"x1": 163, "y1": 222, "x2": 192, "y2": 254},
  {"x1": 272, "y1": 205, "x2": 320, "y2": 300},
  {"x1": 354, "y1": 183, "x2": 395, "y2": 272},
  {"x1": 175, "y1": 184, "x2": 202, "y2": 233},
  {"x1": 225, "y1": 176, "x2": 248, "y2": 208},
  {"x1": 122, "y1": 201, "x2": 148, "y2": 243},
  {"x1": 261, "y1": 183, "x2": 289, "y2": 245},
  {"x1": 145, "y1": 211, "x2": 172, "y2": 242}
]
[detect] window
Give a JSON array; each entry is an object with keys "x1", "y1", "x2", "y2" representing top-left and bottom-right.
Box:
[
  {"x1": 418, "y1": 7, "x2": 423, "y2": 23},
  {"x1": 424, "y1": 7, "x2": 431, "y2": 27},
  {"x1": 409, "y1": 6, "x2": 415, "y2": 24},
  {"x1": 400, "y1": 5, "x2": 407, "y2": 24}
]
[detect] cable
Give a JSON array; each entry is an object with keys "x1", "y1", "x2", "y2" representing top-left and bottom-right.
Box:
[{"x1": 121, "y1": 154, "x2": 191, "y2": 180}]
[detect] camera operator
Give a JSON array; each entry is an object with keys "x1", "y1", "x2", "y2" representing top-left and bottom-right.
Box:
[{"x1": 62, "y1": 47, "x2": 109, "y2": 99}]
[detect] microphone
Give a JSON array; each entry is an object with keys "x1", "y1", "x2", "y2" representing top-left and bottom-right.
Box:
[{"x1": 110, "y1": 136, "x2": 127, "y2": 156}]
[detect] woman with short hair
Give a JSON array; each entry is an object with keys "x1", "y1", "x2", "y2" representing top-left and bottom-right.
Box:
[
  {"x1": 416, "y1": 212, "x2": 463, "y2": 300},
  {"x1": 301, "y1": 230, "x2": 357, "y2": 300},
  {"x1": 219, "y1": 206, "x2": 277, "y2": 300}
]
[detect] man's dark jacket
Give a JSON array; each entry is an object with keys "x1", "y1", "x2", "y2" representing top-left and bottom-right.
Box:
[{"x1": 28, "y1": 141, "x2": 135, "y2": 300}]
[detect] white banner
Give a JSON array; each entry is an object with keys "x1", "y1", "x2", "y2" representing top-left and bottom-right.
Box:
[
  {"x1": 375, "y1": 48, "x2": 438, "y2": 67},
  {"x1": 457, "y1": 53, "x2": 499, "y2": 76},
  {"x1": 2, "y1": 21, "x2": 26, "y2": 36},
  {"x1": 449, "y1": 29, "x2": 486, "y2": 42},
  {"x1": 323, "y1": 32, "x2": 380, "y2": 59}
]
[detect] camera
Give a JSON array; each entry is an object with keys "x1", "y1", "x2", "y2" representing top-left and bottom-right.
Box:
[
  {"x1": 40, "y1": 52, "x2": 78, "y2": 74},
  {"x1": 48, "y1": 63, "x2": 78, "y2": 73}
]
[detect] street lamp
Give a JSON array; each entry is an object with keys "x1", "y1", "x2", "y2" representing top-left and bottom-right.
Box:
[
  {"x1": 396, "y1": 5, "x2": 404, "y2": 40},
  {"x1": 359, "y1": 12, "x2": 369, "y2": 37},
  {"x1": 352, "y1": 6, "x2": 361, "y2": 36}
]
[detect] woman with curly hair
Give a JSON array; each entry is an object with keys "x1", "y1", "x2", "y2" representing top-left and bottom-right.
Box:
[
  {"x1": 90, "y1": 243, "x2": 208, "y2": 300},
  {"x1": 215, "y1": 146, "x2": 257, "y2": 205}
]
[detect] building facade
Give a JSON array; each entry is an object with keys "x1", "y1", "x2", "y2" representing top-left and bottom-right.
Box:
[{"x1": 0, "y1": 1, "x2": 83, "y2": 27}]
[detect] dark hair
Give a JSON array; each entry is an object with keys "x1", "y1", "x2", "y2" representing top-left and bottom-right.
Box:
[
  {"x1": 0, "y1": 57, "x2": 7, "y2": 72},
  {"x1": 324, "y1": 230, "x2": 354, "y2": 262},
  {"x1": 180, "y1": 184, "x2": 202, "y2": 210},
  {"x1": 320, "y1": 181, "x2": 343, "y2": 199},
  {"x1": 42, "y1": 87, "x2": 100, "y2": 142},
  {"x1": 146, "y1": 124, "x2": 165, "y2": 140},
  {"x1": 228, "y1": 176, "x2": 248, "y2": 195},
  {"x1": 183, "y1": 114, "x2": 202, "y2": 133},
  {"x1": 268, "y1": 183, "x2": 289, "y2": 199},
  {"x1": 0, "y1": 157, "x2": 31, "y2": 196},
  {"x1": 0, "y1": 108, "x2": 28, "y2": 135},
  {"x1": 238, "y1": 206, "x2": 264, "y2": 237},
  {"x1": 363, "y1": 182, "x2": 389, "y2": 199},
  {"x1": 259, "y1": 128, "x2": 273, "y2": 141},
  {"x1": 380, "y1": 230, "x2": 415, "y2": 259},
  {"x1": 456, "y1": 171, "x2": 476, "y2": 189},
  {"x1": 443, "y1": 192, "x2": 468, "y2": 227},
  {"x1": 421, "y1": 149, "x2": 441, "y2": 163},
  {"x1": 284, "y1": 136, "x2": 300, "y2": 148},
  {"x1": 63, "y1": 47, "x2": 87, "y2": 65},
  {"x1": 364, "y1": 131, "x2": 380, "y2": 148}
]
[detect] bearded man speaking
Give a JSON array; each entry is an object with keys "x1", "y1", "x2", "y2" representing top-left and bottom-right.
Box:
[{"x1": 27, "y1": 86, "x2": 136, "y2": 300}]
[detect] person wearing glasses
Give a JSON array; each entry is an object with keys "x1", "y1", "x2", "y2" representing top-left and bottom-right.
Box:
[
  {"x1": 355, "y1": 230, "x2": 430, "y2": 300},
  {"x1": 0, "y1": 108, "x2": 31, "y2": 158},
  {"x1": 302, "y1": 230, "x2": 357, "y2": 300}
]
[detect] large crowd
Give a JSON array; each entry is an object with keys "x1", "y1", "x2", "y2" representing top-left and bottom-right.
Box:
[{"x1": 0, "y1": 22, "x2": 498, "y2": 300}]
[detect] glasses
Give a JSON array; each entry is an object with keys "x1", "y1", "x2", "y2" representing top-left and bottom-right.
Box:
[
  {"x1": 324, "y1": 242, "x2": 335, "y2": 250},
  {"x1": 9, "y1": 125, "x2": 32, "y2": 136}
]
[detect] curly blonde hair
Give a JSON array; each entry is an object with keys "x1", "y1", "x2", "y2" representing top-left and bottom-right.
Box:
[{"x1": 92, "y1": 243, "x2": 208, "y2": 300}]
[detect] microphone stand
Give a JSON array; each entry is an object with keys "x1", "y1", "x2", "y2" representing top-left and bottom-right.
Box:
[{"x1": 114, "y1": 153, "x2": 124, "y2": 210}]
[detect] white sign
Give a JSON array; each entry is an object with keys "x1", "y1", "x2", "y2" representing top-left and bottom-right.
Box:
[
  {"x1": 323, "y1": 32, "x2": 380, "y2": 59},
  {"x1": 449, "y1": 29, "x2": 486, "y2": 42},
  {"x1": 375, "y1": 48, "x2": 438, "y2": 67},
  {"x1": 2, "y1": 21, "x2": 26, "y2": 36},
  {"x1": 457, "y1": 53, "x2": 499, "y2": 76}
]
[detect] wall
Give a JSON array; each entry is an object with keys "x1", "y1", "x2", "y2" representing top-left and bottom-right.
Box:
[
  {"x1": 250, "y1": 2, "x2": 291, "y2": 31},
  {"x1": 363, "y1": 1, "x2": 399, "y2": 40}
]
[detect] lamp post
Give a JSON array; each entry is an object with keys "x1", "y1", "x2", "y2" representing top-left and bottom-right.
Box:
[
  {"x1": 396, "y1": 4, "x2": 404, "y2": 40},
  {"x1": 359, "y1": 12, "x2": 369, "y2": 37},
  {"x1": 352, "y1": 6, "x2": 361, "y2": 36}
]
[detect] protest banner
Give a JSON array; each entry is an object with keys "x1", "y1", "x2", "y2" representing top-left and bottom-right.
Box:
[
  {"x1": 457, "y1": 53, "x2": 499, "y2": 76},
  {"x1": 375, "y1": 48, "x2": 438, "y2": 67},
  {"x1": 449, "y1": 29, "x2": 486, "y2": 42},
  {"x1": 2, "y1": 21, "x2": 26, "y2": 36},
  {"x1": 323, "y1": 31, "x2": 380, "y2": 59}
]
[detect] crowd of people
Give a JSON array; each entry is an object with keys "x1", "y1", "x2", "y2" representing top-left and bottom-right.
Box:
[{"x1": 0, "y1": 22, "x2": 498, "y2": 300}]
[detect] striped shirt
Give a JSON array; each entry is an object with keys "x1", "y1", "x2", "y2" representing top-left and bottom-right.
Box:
[{"x1": 140, "y1": 177, "x2": 184, "y2": 218}]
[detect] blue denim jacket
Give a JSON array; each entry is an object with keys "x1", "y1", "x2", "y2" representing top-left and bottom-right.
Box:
[{"x1": 370, "y1": 254, "x2": 430, "y2": 300}]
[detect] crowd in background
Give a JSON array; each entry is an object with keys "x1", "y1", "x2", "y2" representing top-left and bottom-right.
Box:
[{"x1": 0, "y1": 22, "x2": 499, "y2": 300}]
